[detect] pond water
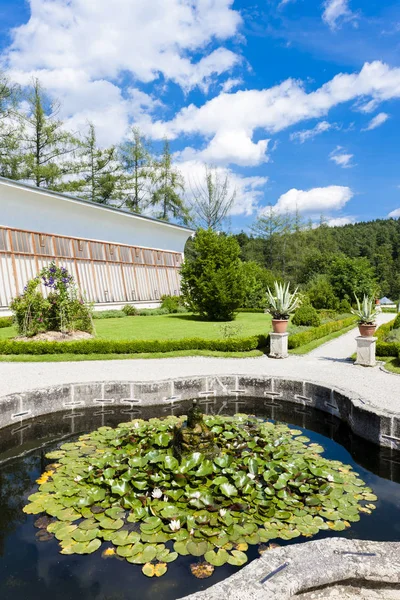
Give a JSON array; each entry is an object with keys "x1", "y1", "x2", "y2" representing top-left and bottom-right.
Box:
[{"x1": 0, "y1": 397, "x2": 399, "y2": 600}]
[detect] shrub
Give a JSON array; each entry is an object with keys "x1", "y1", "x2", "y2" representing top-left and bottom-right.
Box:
[
  {"x1": 306, "y1": 275, "x2": 339, "y2": 310},
  {"x1": 160, "y1": 295, "x2": 186, "y2": 314},
  {"x1": 0, "y1": 334, "x2": 268, "y2": 355},
  {"x1": 10, "y1": 262, "x2": 93, "y2": 336},
  {"x1": 393, "y1": 313, "x2": 400, "y2": 330},
  {"x1": 122, "y1": 304, "x2": 138, "y2": 316},
  {"x1": 338, "y1": 299, "x2": 352, "y2": 313},
  {"x1": 288, "y1": 317, "x2": 357, "y2": 349},
  {"x1": 181, "y1": 229, "x2": 245, "y2": 321},
  {"x1": 0, "y1": 316, "x2": 13, "y2": 329},
  {"x1": 292, "y1": 304, "x2": 321, "y2": 327},
  {"x1": 240, "y1": 262, "x2": 276, "y2": 309},
  {"x1": 93, "y1": 310, "x2": 126, "y2": 319},
  {"x1": 137, "y1": 308, "x2": 169, "y2": 316}
]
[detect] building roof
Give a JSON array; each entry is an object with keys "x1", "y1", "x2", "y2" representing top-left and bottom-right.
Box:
[
  {"x1": 0, "y1": 176, "x2": 195, "y2": 234},
  {"x1": 379, "y1": 297, "x2": 395, "y2": 304}
]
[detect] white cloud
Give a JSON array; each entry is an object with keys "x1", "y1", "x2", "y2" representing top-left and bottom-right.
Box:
[
  {"x1": 1, "y1": 0, "x2": 242, "y2": 145},
  {"x1": 290, "y1": 120, "x2": 335, "y2": 143},
  {"x1": 388, "y1": 208, "x2": 400, "y2": 218},
  {"x1": 322, "y1": 0, "x2": 355, "y2": 30},
  {"x1": 267, "y1": 185, "x2": 353, "y2": 215},
  {"x1": 329, "y1": 146, "x2": 355, "y2": 168},
  {"x1": 147, "y1": 61, "x2": 400, "y2": 166},
  {"x1": 178, "y1": 159, "x2": 268, "y2": 216},
  {"x1": 326, "y1": 216, "x2": 355, "y2": 226},
  {"x1": 362, "y1": 112, "x2": 390, "y2": 131},
  {"x1": 221, "y1": 78, "x2": 243, "y2": 92}
]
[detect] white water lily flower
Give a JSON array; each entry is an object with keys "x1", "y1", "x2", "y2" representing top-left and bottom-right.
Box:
[
  {"x1": 219, "y1": 509, "x2": 227, "y2": 517},
  {"x1": 163, "y1": 495, "x2": 168, "y2": 502},
  {"x1": 169, "y1": 519, "x2": 181, "y2": 532},
  {"x1": 74, "y1": 475, "x2": 83, "y2": 482},
  {"x1": 248, "y1": 473, "x2": 256, "y2": 480},
  {"x1": 192, "y1": 491, "x2": 201, "y2": 499},
  {"x1": 327, "y1": 475, "x2": 334, "y2": 482},
  {"x1": 152, "y1": 488, "x2": 163, "y2": 499},
  {"x1": 190, "y1": 528, "x2": 195, "y2": 535}
]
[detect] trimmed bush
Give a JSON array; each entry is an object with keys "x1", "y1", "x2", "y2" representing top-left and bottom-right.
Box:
[
  {"x1": 0, "y1": 334, "x2": 268, "y2": 356},
  {"x1": 237, "y1": 308, "x2": 265, "y2": 313},
  {"x1": 288, "y1": 316, "x2": 357, "y2": 349},
  {"x1": 160, "y1": 295, "x2": 186, "y2": 314},
  {"x1": 0, "y1": 317, "x2": 13, "y2": 329},
  {"x1": 375, "y1": 317, "x2": 400, "y2": 357},
  {"x1": 122, "y1": 304, "x2": 138, "y2": 316},
  {"x1": 292, "y1": 304, "x2": 321, "y2": 327}
]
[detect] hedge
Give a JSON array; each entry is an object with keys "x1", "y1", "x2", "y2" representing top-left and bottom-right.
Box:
[
  {"x1": 0, "y1": 317, "x2": 13, "y2": 329},
  {"x1": 0, "y1": 334, "x2": 268, "y2": 355},
  {"x1": 288, "y1": 316, "x2": 357, "y2": 349},
  {"x1": 375, "y1": 318, "x2": 399, "y2": 357}
]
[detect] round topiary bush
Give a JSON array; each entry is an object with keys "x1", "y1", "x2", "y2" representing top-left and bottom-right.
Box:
[{"x1": 292, "y1": 304, "x2": 321, "y2": 327}]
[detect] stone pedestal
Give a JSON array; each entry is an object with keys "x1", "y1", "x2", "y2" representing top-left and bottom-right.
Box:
[
  {"x1": 355, "y1": 336, "x2": 377, "y2": 367},
  {"x1": 269, "y1": 332, "x2": 289, "y2": 359}
]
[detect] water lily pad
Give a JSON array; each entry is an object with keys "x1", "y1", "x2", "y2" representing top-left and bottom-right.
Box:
[
  {"x1": 204, "y1": 548, "x2": 229, "y2": 566},
  {"x1": 186, "y1": 540, "x2": 208, "y2": 557},
  {"x1": 142, "y1": 562, "x2": 167, "y2": 577},
  {"x1": 227, "y1": 550, "x2": 248, "y2": 566}
]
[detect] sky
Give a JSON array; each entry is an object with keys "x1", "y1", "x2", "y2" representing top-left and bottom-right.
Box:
[{"x1": 0, "y1": 0, "x2": 400, "y2": 231}]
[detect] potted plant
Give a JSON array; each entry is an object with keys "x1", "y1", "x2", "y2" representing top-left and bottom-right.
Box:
[
  {"x1": 351, "y1": 294, "x2": 379, "y2": 337},
  {"x1": 266, "y1": 282, "x2": 300, "y2": 334}
]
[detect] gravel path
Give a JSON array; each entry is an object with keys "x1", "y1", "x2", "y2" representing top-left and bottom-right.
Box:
[{"x1": 0, "y1": 313, "x2": 398, "y2": 415}]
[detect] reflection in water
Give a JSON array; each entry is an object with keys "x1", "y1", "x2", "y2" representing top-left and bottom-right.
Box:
[{"x1": 0, "y1": 398, "x2": 399, "y2": 600}]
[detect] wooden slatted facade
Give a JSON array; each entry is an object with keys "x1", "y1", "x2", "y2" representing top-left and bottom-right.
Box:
[{"x1": 0, "y1": 225, "x2": 183, "y2": 307}]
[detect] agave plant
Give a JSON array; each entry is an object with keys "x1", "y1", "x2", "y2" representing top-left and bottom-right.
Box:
[
  {"x1": 266, "y1": 282, "x2": 300, "y2": 320},
  {"x1": 351, "y1": 294, "x2": 379, "y2": 324}
]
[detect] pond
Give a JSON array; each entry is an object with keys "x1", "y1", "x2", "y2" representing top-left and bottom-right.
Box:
[{"x1": 0, "y1": 397, "x2": 399, "y2": 600}]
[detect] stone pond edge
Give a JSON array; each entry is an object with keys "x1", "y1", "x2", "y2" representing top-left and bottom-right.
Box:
[{"x1": 0, "y1": 373, "x2": 399, "y2": 599}]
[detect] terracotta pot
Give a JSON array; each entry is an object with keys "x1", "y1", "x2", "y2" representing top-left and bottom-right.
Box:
[
  {"x1": 272, "y1": 319, "x2": 289, "y2": 334},
  {"x1": 358, "y1": 323, "x2": 377, "y2": 337}
]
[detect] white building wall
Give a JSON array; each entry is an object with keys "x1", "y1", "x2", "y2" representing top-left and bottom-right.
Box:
[{"x1": 0, "y1": 180, "x2": 192, "y2": 254}]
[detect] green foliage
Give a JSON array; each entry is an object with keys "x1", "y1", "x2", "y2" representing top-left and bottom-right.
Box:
[
  {"x1": 292, "y1": 304, "x2": 321, "y2": 327},
  {"x1": 0, "y1": 316, "x2": 13, "y2": 329},
  {"x1": 266, "y1": 282, "x2": 300, "y2": 320},
  {"x1": 351, "y1": 295, "x2": 379, "y2": 324},
  {"x1": 338, "y1": 299, "x2": 352, "y2": 313},
  {"x1": 160, "y1": 295, "x2": 186, "y2": 314},
  {"x1": 136, "y1": 308, "x2": 169, "y2": 316},
  {"x1": 181, "y1": 229, "x2": 245, "y2": 321},
  {"x1": 327, "y1": 256, "x2": 378, "y2": 301},
  {"x1": 0, "y1": 335, "x2": 266, "y2": 355},
  {"x1": 122, "y1": 304, "x2": 138, "y2": 316},
  {"x1": 306, "y1": 275, "x2": 339, "y2": 310},
  {"x1": 23, "y1": 414, "x2": 376, "y2": 577},
  {"x1": 93, "y1": 310, "x2": 126, "y2": 319},
  {"x1": 288, "y1": 317, "x2": 357, "y2": 349},
  {"x1": 393, "y1": 313, "x2": 400, "y2": 330},
  {"x1": 375, "y1": 318, "x2": 400, "y2": 357},
  {"x1": 150, "y1": 139, "x2": 189, "y2": 224},
  {"x1": 10, "y1": 262, "x2": 93, "y2": 336},
  {"x1": 240, "y1": 262, "x2": 275, "y2": 309}
]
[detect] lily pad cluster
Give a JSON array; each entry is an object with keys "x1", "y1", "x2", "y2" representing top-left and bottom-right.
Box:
[{"x1": 24, "y1": 414, "x2": 377, "y2": 578}]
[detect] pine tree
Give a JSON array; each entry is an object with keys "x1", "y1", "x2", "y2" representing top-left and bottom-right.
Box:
[
  {"x1": 60, "y1": 122, "x2": 128, "y2": 205},
  {"x1": 119, "y1": 127, "x2": 152, "y2": 213},
  {"x1": 0, "y1": 73, "x2": 25, "y2": 179},
  {"x1": 19, "y1": 79, "x2": 78, "y2": 188},
  {"x1": 188, "y1": 164, "x2": 236, "y2": 230},
  {"x1": 151, "y1": 140, "x2": 189, "y2": 224}
]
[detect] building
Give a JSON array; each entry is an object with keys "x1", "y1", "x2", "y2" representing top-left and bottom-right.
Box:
[{"x1": 0, "y1": 177, "x2": 194, "y2": 315}]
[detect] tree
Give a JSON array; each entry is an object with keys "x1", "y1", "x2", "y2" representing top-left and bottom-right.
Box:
[
  {"x1": 328, "y1": 255, "x2": 379, "y2": 301},
  {"x1": 187, "y1": 164, "x2": 236, "y2": 230},
  {"x1": 19, "y1": 79, "x2": 78, "y2": 188},
  {"x1": 181, "y1": 229, "x2": 245, "y2": 321},
  {"x1": 0, "y1": 73, "x2": 25, "y2": 179},
  {"x1": 151, "y1": 139, "x2": 189, "y2": 224},
  {"x1": 119, "y1": 127, "x2": 153, "y2": 213},
  {"x1": 241, "y1": 261, "x2": 276, "y2": 309},
  {"x1": 59, "y1": 122, "x2": 127, "y2": 205},
  {"x1": 251, "y1": 206, "x2": 293, "y2": 274}
]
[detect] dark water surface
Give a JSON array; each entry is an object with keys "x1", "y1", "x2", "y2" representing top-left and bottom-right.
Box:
[{"x1": 0, "y1": 397, "x2": 400, "y2": 600}]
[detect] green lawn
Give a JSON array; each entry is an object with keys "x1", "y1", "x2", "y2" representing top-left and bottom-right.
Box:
[{"x1": 0, "y1": 312, "x2": 272, "y2": 342}]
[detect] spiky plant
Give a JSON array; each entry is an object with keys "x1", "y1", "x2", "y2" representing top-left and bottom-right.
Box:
[
  {"x1": 351, "y1": 294, "x2": 379, "y2": 324},
  {"x1": 266, "y1": 282, "x2": 300, "y2": 320}
]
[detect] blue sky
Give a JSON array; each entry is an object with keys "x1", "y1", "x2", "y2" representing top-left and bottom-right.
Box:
[{"x1": 1, "y1": 0, "x2": 400, "y2": 231}]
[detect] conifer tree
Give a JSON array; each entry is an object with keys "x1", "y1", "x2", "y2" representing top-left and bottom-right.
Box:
[
  {"x1": 19, "y1": 79, "x2": 78, "y2": 188},
  {"x1": 119, "y1": 127, "x2": 152, "y2": 213},
  {"x1": 151, "y1": 139, "x2": 189, "y2": 224},
  {"x1": 60, "y1": 122, "x2": 127, "y2": 205}
]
